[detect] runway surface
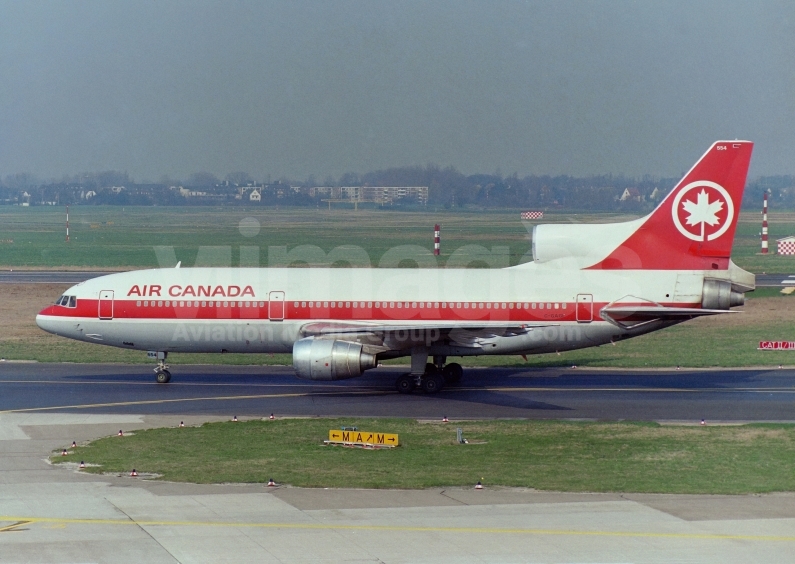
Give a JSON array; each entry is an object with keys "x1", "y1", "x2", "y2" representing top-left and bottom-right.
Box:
[
  {"x1": 2, "y1": 363, "x2": 794, "y2": 421},
  {"x1": 2, "y1": 269, "x2": 795, "y2": 287}
]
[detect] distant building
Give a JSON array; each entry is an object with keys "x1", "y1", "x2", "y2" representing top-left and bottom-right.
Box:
[
  {"x1": 309, "y1": 186, "x2": 334, "y2": 198},
  {"x1": 306, "y1": 186, "x2": 428, "y2": 205},
  {"x1": 249, "y1": 189, "x2": 261, "y2": 202},
  {"x1": 619, "y1": 188, "x2": 642, "y2": 202},
  {"x1": 361, "y1": 186, "x2": 428, "y2": 205}
]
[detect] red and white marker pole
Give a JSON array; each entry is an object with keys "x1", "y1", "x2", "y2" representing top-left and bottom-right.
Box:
[
  {"x1": 761, "y1": 192, "x2": 768, "y2": 254},
  {"x1": 66, "y1": 205, "x2": 70, "y2": 243},
  {"x1": 433, "y1": 224, "x2": 440, "y2": 256}
]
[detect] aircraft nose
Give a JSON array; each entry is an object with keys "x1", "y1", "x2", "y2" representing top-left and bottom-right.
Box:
[
  {"x1": 38, "y1": 305, "x2": 56, "y2": 317},
  {"x1": 36, "y1": 306, "x2": 61, "y2": 335}
]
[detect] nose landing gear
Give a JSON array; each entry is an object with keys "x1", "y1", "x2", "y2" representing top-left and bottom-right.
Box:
[
  {"x1": 151, "y1": 352, "x2": 171, "y2": 384},
  {"x1": 155, "y1": 366, "x2": 171, "y2": 384}
]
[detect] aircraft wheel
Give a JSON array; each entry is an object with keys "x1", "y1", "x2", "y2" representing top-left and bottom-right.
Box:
[
  {"x1": 425, "y1": 363, "x2": 438, "y2": 375},
  {"x1": 155, "y1": 370, "x2": 171, "y2": 384},
  {"x1": 395, "y1": 374, "x2": 415, "y2": 394},
  {"x1": 442, "y1": 363, "x2": 463, "y2": 384},
  {"x1": 421, "y1": 372, "x2": 445, "y2": 394}
]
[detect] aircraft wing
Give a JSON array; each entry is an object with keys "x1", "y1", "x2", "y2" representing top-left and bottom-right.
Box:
[{"x1": 299, "y1": 321, "x2": 558, "y2": 349}]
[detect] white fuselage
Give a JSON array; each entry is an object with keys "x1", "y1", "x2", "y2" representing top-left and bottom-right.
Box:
[{"x1": 35, "y1": 261, "x2": 727, "y2": 358}]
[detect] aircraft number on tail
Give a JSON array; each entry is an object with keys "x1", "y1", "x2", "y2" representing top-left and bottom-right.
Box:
[{"x1": 671, "y1": 180, "x2": 734, "y2": 242}]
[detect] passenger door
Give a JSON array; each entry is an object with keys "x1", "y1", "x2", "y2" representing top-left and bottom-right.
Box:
[
  {"x1": 576, "y1": 294, "x2": 593, "y2": 323},
  {"x1": 269, "y1": 291, "x2": 285, "y2": 321},
  {"x1": 98, "y1": 290, "x2": 114, "y2": 320}
]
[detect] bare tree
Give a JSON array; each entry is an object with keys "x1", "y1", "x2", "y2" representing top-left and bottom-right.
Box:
[{"x1": 188, "y1": 172, "x2": 220, "y2": 186}]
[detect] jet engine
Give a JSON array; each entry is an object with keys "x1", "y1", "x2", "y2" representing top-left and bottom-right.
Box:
[
  {"x1": 292, "y1": 337, "x2": 377, "y2": 381},
  {"x1": 701, "y1": 278, "x2": 745, "y2": 310}
]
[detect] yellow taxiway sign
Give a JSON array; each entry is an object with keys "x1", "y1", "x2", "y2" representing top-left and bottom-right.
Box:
[{"x1": 328, "y1": 430, "x2": 399, "y2": 446}]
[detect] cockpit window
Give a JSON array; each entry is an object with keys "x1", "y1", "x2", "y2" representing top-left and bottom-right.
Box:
[{"x1": 57, "y1": 295, "x2": 77, "y2": 308}]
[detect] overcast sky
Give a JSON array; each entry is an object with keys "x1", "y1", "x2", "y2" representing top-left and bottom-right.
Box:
[{"x1": 1, "y1": 1, "x2": 793, "y2": 181}]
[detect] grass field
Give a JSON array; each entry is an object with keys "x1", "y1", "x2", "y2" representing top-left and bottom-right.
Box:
[
  {"x1": 2, "y1": 205, "x2": 795, "y2": 272},
  {"x1": 52, "y1": 418, "x2": 795, "y2": 493}
]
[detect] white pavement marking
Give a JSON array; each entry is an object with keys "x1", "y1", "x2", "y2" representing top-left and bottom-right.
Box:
[{"x1": 0, "y1": 414, "x2": 143, "y2": 440}]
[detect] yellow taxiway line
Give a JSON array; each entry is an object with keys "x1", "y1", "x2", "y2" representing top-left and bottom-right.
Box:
[
  {"x1": 2, "y1": 383, "x2": 795, "y2": 415},
  {"x1": 0, "y1": 515, "x2": 794, "y2": 542},
  {"x1": 0, "y1": 389, "x2": 389, "y2": 414}
]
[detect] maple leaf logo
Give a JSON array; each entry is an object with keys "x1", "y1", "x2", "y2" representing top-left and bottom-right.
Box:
[
  {"x1": 681, "y1": 189, "x2": 724, "y2": 240},
  {"x1": 671, "y1": 181, "x2": 734, "y2": 242}
]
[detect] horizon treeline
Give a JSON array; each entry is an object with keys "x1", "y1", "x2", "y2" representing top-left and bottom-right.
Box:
[{"x1": 1, "y1": 165, "x2": 793, "y2": 212}]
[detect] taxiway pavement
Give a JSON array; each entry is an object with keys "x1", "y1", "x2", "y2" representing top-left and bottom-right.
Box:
[{"x1": 1, "y1": 363, "x2": 794, "y2": 422}]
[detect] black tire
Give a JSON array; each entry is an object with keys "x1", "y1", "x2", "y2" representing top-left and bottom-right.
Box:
[
  {"x1": 395, "y1": 374, "x2": 415, "y2": 394},
  {"x1": 425, "y1": 363, "x2": 438, "y2": 375},
  {"x1": 442, "y1": 363, "x2": 463, "y2": 384},
  {"x1": 421, "y1": 372, "x2": 445, "y2": 394},
  {"x1": 155, "y1": 370, "x2": 171, "y2": 384}
]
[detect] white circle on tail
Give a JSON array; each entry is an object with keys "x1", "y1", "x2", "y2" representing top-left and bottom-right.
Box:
[{"x1": 671, "y1": 181, "x2": 734, "y2": 242}]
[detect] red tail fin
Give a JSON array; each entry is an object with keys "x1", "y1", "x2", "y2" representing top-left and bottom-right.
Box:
[{"x1": 589, "y1": 140, "x2": 753, "y2": 270}]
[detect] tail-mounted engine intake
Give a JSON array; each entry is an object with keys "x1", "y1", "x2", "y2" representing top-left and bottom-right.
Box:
[
  {"x1": 293, "y1": 337, "x2": 377, "y2": 381},
  {"x1": 701, "y1": 278, "x2": 745, "y2": 310}
]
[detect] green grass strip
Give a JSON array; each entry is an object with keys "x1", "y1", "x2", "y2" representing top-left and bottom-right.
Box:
[{"x1": 54, "y1": 418, "x2": 795, "y2": 494}]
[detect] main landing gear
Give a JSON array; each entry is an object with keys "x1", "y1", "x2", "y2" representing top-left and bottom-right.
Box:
[
  {"x1": 394, "y1": 351, "x2": 463, "y2": 394},
  {"x1": 152, "y1": 352, "x2": 171, "y2": 384}
]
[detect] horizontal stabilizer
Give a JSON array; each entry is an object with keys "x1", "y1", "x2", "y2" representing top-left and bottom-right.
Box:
[{"x1": 601, "y1": 306, "x2": 736, "y2": 328}]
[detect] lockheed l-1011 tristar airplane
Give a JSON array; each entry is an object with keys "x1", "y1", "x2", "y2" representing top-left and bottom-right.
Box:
[{"x1": 37, "y1": 140, "x2": 754, "y2": 393}]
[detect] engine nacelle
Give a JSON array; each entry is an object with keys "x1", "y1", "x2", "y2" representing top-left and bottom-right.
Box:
[
  {"x1": 293, "y1": 337, "x2": 377, "y2": 381},
  {"x1": 702, "y1": 278, "x2": 745, "y2": 310}
]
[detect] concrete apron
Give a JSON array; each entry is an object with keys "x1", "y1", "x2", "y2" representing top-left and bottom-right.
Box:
[{"x1": 1, "y1": 413, "x2": 794, "y2": 564}]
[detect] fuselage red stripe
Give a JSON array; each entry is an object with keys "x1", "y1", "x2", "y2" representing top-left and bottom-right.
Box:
[{"x1": 39, "y1": 299, "x2": 700, "y2": 323}]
